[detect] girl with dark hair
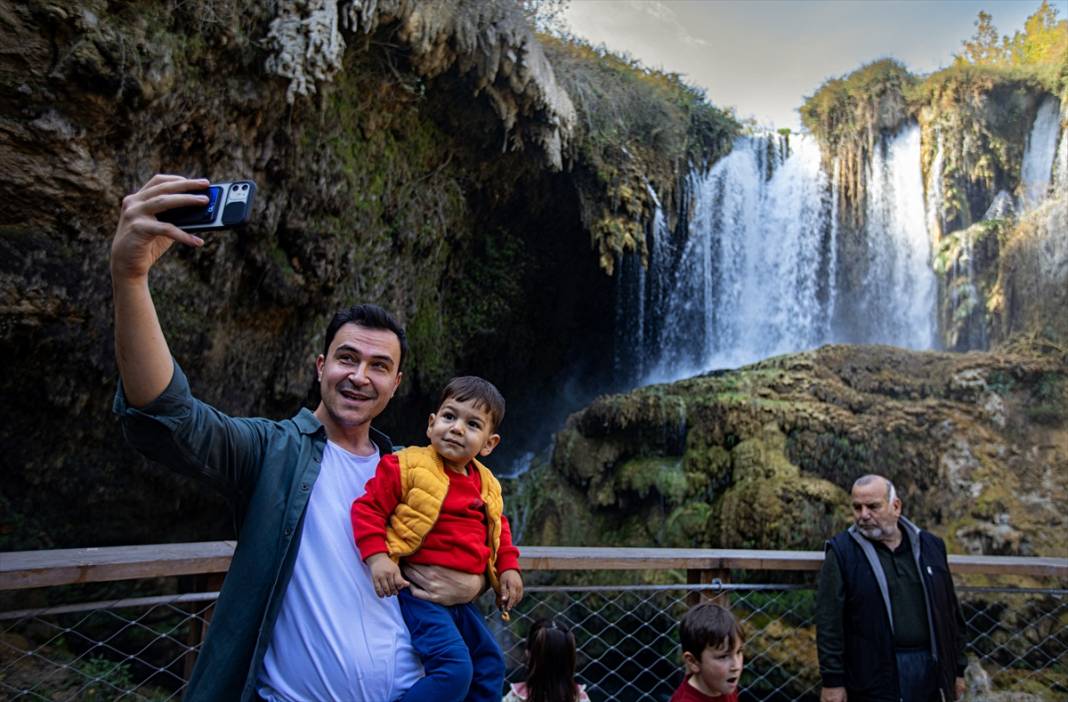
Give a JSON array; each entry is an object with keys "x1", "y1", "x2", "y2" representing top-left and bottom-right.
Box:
[{"x1": 503, "y1": 619, "x2": 590, "y2": 702}]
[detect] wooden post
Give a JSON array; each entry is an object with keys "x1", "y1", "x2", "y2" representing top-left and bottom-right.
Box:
[{"x1": 686, "y1": 568, "x2": 731, "y2": 607}]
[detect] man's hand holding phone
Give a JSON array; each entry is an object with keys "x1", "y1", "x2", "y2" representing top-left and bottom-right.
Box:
[
  {"x1": 111, "y1": 175, "x2": 256, "y2": 281},
  {"x1": 111, "y1": 174, "x2": 226, "y2": 408},
  {"x1": 111, "y1": 175, "x2": 213, "y2": 281}
]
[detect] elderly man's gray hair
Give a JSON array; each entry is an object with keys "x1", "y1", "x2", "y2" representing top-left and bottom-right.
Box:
[{"x1": 853, "y1": 474, "x2": 898, "y2": 503}]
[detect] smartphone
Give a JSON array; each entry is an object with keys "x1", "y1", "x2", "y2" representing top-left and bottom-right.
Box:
[{"x1": 157, "y1": 180, "x2": 257, "y2": 232}]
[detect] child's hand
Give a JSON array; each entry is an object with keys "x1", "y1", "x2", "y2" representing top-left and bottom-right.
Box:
[
  {"x1": 497, "y1": 569, "x2": 524, "y2": 613},
  {"x1": 367, "y1": 553, "x2": 409, "y2": 597}
]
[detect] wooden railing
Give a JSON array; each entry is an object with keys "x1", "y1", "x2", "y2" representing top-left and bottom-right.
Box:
[
  {"x1": 1, "y1": 544, "x2": 1065, "y2": 701},
  {"x1": 3, "y1": 542, "x2": 1066, "y2": 591}
]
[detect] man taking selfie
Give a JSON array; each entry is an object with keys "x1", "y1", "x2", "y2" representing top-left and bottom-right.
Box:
[{"x1": 111, "y1": 175, "x2": 482, "y2": 701}]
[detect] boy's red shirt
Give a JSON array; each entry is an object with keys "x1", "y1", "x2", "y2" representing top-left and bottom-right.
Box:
[
  {"x1": 352, "y1": 453, "x2": 520, "y2": 575},
  {"x1": 668, "y1": 678, "x2": 739, "y2": 702}
]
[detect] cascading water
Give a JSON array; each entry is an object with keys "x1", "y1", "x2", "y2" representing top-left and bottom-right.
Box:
[
  {"x1": 1020, "y1": 95, "x2": 1062, "y2": 210},
  {"x1": 926, "y1": 133, "x2": 945, "y2": 240},
  {"x1": 613, "y1": 183, "x2": 677, "y2": 383},
  {"x1": 617, "y1": 124, "x2": 940, "y2": 386},
  {"x1": 858, "y1": 124, "x2": 936, "y2": 349},
  {"x1": 634, "y1": 133, "x2": 840, "y2": 382},
  {"x1": 1055, "y1": 118, "x2": 1068, "y2": 193}
]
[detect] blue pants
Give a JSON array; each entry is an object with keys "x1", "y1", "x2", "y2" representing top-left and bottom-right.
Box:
[
  {"x1": 895, "y1": 648, "x2": 939, "y2": 702},
  {"x1": 398, "y1": 588, "x2": 505, "y2": 702}
]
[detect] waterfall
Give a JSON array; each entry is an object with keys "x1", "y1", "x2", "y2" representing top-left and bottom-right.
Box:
[
  {"x1": 1055, "y1": 121, "x2": 1068, "y2": 193},
  {"x1": 616, "y1": 124, "x2": 940, "y2": 385},
  {"x1": 1019, "y1": 95, "x2": 1062, "y2": 210},
  {"x1": 859, "y1": 124, "x2": 936, "y2": 349},
  {"x1": 926, "y1": 132, "x2": 945, "y2": 241},
  {"x1": 639, "y1": 133, "x2": 839, "y2": 382},
  {"x1": 944, "y1": 228, "x2": 988, "y2": 351},
  {"x1": 613, "y1": 183, "x2": 677, "y2": 384}
]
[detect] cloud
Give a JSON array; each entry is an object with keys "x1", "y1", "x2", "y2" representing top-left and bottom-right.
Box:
[
  {"x1": 625, "y1": 0, "x2": 712, "y2": 50},
  {"x1": 629, "y1": 1, "x2": 677, "y2": 23}
]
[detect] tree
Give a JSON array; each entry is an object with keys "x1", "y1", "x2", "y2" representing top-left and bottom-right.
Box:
[
  {"x1": 957, "y1": 10, "x2": 1010, "y2": 66},
  {"x1": 955, "y1": 1, "x2": 1067, "y2": 68},
  {"x1": 1008, "y1": 0, "x2": 1068, "y2": 66}
]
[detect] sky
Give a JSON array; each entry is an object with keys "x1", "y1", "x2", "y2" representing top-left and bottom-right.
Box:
[{"x1": 562, "y1": 0, "x2": 1044, "y2": 130}]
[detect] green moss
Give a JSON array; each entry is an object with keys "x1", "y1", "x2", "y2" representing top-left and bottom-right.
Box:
[
  {"x1": 800, "y1": 59, "x2": 916, "y2": 150},
  {"x1": 541, "y1": 34, "x2": 739, "y2": 273},
  {"x1": 614, "y1": 456, "x2": 687, "y2": 505},
  {"x1": 615, "y1": 456, "x2": 666, "y2": 497},
  {"x1": 683, "y1": 435, "x2": 731, "y2": 483},
  {"x1": 655, "y1": 461, "x2": 689, "y2": 505},
  {"x1": 664, "y1": 502, "x2": 713, "y2": 546},
  {"x1": 1026, "y1": 373, "x2": 1068, "y2": 424}
]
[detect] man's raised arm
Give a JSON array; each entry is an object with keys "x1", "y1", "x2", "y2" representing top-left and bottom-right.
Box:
[{"x1": 111, "y1": 175, "x2": 210, "y2": 407}]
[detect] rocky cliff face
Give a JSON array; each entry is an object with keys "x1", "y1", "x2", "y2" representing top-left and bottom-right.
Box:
[
  {"x1": 936, "y1": 190, "x2": 1068, "y2": 350},
  {"x1": 0, "y1": 0, "x2": 724, "y2": 549},
  {"x1": 801, "y1": 59, "x2": 1067, "y2": 351},
  {"x1": 518, "y1": 342, "x2": 1067, "y2": 560}
]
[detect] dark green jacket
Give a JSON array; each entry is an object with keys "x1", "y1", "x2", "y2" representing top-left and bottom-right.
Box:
[{"x1": 114, "y1": 361, "x2": 393, "y2": 702}]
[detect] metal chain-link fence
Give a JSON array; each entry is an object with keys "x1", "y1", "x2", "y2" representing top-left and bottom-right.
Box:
[{"x1": 2, "y1": 582, "x2": 1066, "y2": 701}]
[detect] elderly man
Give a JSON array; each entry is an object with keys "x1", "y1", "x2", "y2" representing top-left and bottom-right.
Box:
[
  {"x1": 817, "y1": 475, "x2": 966, "y2": 702},
  {"x1": 111, "y1": 175, "x2": 482, "y2": 701}
]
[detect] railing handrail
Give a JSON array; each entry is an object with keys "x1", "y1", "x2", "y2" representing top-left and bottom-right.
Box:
[{"x1": 3, "y1": 542, "x2": 1066, "y2": 591}]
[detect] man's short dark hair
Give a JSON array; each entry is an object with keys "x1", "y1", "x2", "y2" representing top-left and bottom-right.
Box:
[
  {"x1": 322, "y1": 304, "x2": 409, "y2": 371},
  {"x1": 680, "y1": 602, "x2": 744, "y2": 657},
  {"x1": 438, "y1": 376, "x2": 505, "y2": 431}
]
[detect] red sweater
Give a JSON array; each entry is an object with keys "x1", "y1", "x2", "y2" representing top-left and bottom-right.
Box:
[
  {"x1": 352, "y1": 453, "x2": 520, "y2": 575},
  {"x1": 669, "y1": 678, "x2": 739, "y2": 702}
]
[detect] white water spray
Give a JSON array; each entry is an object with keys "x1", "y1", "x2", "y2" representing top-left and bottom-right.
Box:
[
  {"x1": 861, "y1": 124, "x2": 936, "y2": 349},
  {"x1": 1020, "y1": 96, "x2": 1062, "y2": 210},
  {"x1": 619, "y1": 124, "x2": 940, "y2": 385},
  {"x1": 1054, "y1": 121, "x2": 1068, "y2": 193},
  {"x1": 642, "y1": 134, "x2": 839, "y2": 382},
  {"x1": 926, "y1": 132, "x2": 945, "y2": 241}
]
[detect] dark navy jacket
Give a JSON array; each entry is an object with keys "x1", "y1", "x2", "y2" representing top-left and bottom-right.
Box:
[{"x1": 824, "y1": 518, "x2": 965, "y2": 701}]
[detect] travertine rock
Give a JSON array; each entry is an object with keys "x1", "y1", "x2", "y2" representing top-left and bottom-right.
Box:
[
  {"x1": 266, "y1": 0, "x2": 575, "y2": 169},
  {"x1": 520, "y1": 342, "x2": 1067, "y2": 557}
]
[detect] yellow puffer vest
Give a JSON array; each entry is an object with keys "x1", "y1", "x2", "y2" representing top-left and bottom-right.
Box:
[{"x1": 385, "y1": 445, "x2": 506, "y2": 593}]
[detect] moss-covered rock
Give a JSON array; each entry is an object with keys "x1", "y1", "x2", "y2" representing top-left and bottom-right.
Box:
[
  {"x1": 540, "y1": 36, "x2": 739, "y2": 273},
  {"x1": 517, "y1": 342, "x2": 1068, "y2": 559},
  {"x1": 714, "y1": 424, "x2": 849, "y2": 550}
]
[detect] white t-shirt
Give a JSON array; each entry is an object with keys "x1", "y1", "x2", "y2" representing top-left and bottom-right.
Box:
[{"x1": 257, "y1": 441, "x2": 422, "y2": 701}]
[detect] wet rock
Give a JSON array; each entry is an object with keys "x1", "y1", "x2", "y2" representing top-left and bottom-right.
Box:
[{"x1": 518, "y1": 342, "x2": 1068, "y2": 557}]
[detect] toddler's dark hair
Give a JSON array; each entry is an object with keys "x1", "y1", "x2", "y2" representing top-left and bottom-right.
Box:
[
  {"x1": 439, "y1": 376, "x2": 505, "y2": 430},
  {"x1": 680, "y1": 602, "x2": 744, "y2": 657},
  {"x1": 526, "y1": 619, "x2": 578, "y2": 702}
]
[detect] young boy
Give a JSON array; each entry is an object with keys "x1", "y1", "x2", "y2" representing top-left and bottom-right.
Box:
[
  {"x1": 352, "y1": 376, "x2": 522, "y2": 702},
  {"x1": 671, "y1": 602, "x2": 745, "y2": 702}
]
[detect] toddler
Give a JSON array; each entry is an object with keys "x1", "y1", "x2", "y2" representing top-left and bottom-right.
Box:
[{"x1": 352, "y1": 376, "x2": 522, "y2": 702}]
